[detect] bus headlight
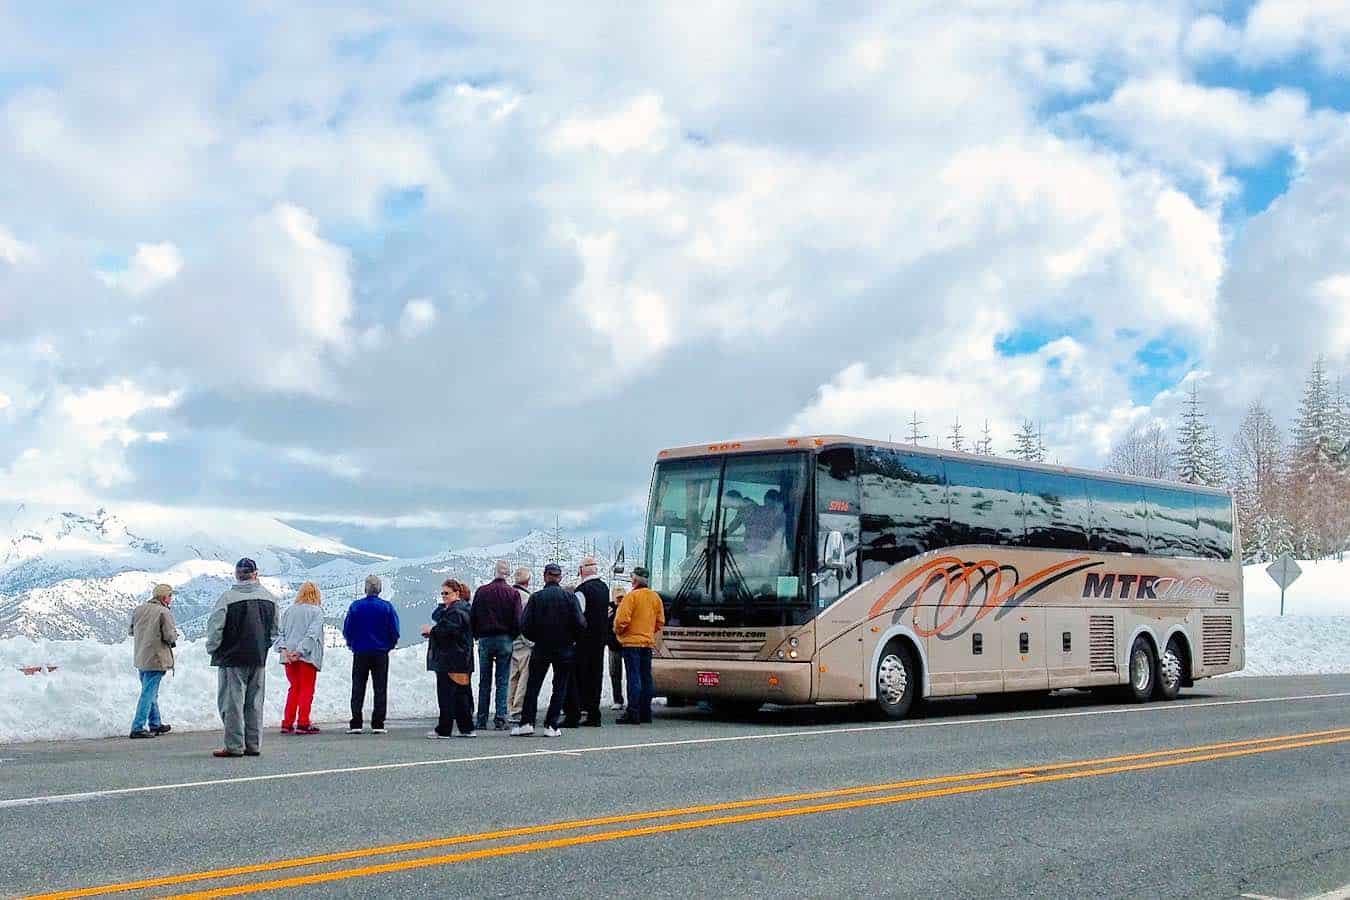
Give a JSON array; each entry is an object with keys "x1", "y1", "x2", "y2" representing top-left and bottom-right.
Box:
[{"x1": 788, "y1": 650, "x2": 798, "y2": 659}]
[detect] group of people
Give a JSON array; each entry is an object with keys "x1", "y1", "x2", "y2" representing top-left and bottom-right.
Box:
[{"x1": 126, "y1": 554, "x2": 665, "y2": 755}]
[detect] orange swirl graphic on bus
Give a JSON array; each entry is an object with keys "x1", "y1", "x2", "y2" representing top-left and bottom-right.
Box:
[{"x1": 867, "y1": 555, "x2": 1100, "y2": 640}]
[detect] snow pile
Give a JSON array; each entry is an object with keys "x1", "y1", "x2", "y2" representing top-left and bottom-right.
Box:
[
  {"x1": 0, "y1": 635, "x2": 612, "y2": 744},
  {"x1": 1239, "y1": 616, "x2": 1350, "y2": 676},
  {"x1": 1242, "y1": 559, "x2": 1349, "y2": 617}
]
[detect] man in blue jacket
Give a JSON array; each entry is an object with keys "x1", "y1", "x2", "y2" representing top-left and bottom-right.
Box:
[{"x1": 343, "y1": 575, "x2": 400, "y2": 734}]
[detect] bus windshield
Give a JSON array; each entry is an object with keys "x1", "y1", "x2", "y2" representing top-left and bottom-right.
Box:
[{"x1": 645, "y1": 452, "x2": 811, "y2": 626}]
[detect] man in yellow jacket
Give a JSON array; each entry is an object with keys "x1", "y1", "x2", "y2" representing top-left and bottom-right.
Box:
[{"x1": 613, "y1": 566, "x2": 665, "y2": 725}]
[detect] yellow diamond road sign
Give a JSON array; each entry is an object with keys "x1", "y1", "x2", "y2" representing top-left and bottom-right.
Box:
[{"x1": 1265, "y1": 554, "x2": 1302, "y2": 591}]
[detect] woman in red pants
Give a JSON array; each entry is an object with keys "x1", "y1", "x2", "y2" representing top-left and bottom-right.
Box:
[{"x1": 276, "y1": 581, "x2": 326, "y2": 734}]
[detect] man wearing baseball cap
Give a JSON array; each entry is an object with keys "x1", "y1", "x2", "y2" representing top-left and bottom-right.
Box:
[
  {"x1": 205, "y1": 558, "x2": 279, "y2": 757},
  {"x1": 512, "y1": 562, "x2": 587, "y2": 737},
  {"x1": 613, "y1": 566, "x2": 665, "y2": 725}
]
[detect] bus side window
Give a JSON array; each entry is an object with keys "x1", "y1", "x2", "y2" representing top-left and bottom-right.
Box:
[
  {"x1": 1195, "y1": 493, "x2": 1234, "y2": 560},
  {"x1": 1087, "y1": 480, "x2": 1149, "y2": 555},
  {"x1": 946, "y1": 460, "x2": 1024, "y2": 548},
  {"x1": 1019, "y1": 471, "x2": 1090, "y2": 552},
  {"x1": 1145, "y1": 487, "x2": 1201, "y2": 557},
  {"x1": 859, "y1": 447, "x2": 948, "y2": 580},
  {"x1": 815, "y1": 447, "x2": 860, "y2": 607}
]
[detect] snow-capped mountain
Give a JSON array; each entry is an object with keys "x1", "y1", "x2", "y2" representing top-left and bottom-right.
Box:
[
  {"x1": 0, "y1": 504, "x2": 388, "y2": 643},
  {"x1": 0, "y1": 504, "x2": 616, "y2": 645}
]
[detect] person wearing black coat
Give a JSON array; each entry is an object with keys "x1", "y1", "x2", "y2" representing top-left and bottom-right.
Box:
[
  {"x1": 564, "y1": 560, "x2": 612, "y2": 727},
  {"x1": 422, "y1": 579, "x2": 475, "y2": 738},
  {"x1": 512, "y1": 563, "x2": 587, "y2": 737}
]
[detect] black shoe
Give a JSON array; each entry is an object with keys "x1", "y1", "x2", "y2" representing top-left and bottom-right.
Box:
[
  {"x1": 493, "y1": 721, "x2": 509, "y2": 731},
  {"x1": 244, "y1": 749, "x2": 261, "y2": 757},
  {"x1": 561, "y1": 719, "x2": 581, "y2": 729},
  {"x1": 129, "y1": 730, "x2": 156, "y2": 739},
  {"x1": 639, "y1": 716, "x2": 652, "y2": 724},
  {"x1": 152, "y1": 724, "x2": 172, "y2": 735},
  {"x1": 615, "y1": 715, "x2": 641, "y2": 725},
  {"x1": 580, "y1": 717, "x2": 602, "y2": 727}
]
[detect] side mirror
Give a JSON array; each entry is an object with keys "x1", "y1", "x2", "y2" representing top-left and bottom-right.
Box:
[{"x1": 823, "y1": 530, "x2": 846, "y2": 570}]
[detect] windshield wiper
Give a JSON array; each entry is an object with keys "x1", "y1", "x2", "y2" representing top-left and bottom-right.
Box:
[
  {"x1": 717, "y1": 542, "x2": 754, "y2": 607},
  {"x1": 670, "y1": 543, "x2": 711, "y2": 613}
]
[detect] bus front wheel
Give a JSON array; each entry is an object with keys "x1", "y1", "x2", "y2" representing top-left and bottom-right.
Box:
[
  {"x1": 875, "y1": 641, "x2": 918, "y2": 720},
  {"x1": 1124, "y1": 636, "x2": 1157, "y2": 703}
]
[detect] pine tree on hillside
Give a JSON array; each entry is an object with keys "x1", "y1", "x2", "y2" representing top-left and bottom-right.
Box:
[
  {"x1": 1289, "y1": 356, "x2": 1346, "y2": 558},
  {"x1": 1010, "y1": 420, "x2": 1042, "y2": 462},
  {"x1": 1174, "y1": 381, "x2": 1223, "y2": 486},
  {"x1": 975, "y1": 420, "x2": 996, "y2": 456},
  {"x1": 947, "y1": 417, "x2": 966, "y2": 453},
  {"x1": 906, "y1": 411, "x2": 928, "y2": 445}
]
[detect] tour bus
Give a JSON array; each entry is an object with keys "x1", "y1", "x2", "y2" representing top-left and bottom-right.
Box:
[{"x1": 645, "y1": 436, "x2": 1243, "y2": 718}]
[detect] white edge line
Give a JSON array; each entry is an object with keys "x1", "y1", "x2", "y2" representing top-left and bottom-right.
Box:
[{"x1": 2, "y1": 691, "x2": 1348, "y2": 811}]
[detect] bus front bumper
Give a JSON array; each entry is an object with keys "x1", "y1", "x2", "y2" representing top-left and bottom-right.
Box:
[{"x1": 653, "y1": 658, "x2": 813, "y2": 704}]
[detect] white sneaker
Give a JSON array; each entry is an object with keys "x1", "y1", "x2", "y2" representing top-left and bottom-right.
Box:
[
  {"x1": 543, "y1": 726, "x2": 563, "y2": 738},
  {"x1": 346, "y1": 727, "x2": 363, "y2": 734},
  {"x1": 457, "y1": 732, "x2": 477, "y2": 738},
  {"x1": 371, "y1": 728, "x2": 388, "y2": 735},
  {"x1": 426, "y1": 730, "x2": 452, "y2": 740},
  {"x1": 510, "y1": 724, "x2": 534, "y2": 737},
  {"x1": 609, "y1": 702, "x2": 626, "y2": 711}
]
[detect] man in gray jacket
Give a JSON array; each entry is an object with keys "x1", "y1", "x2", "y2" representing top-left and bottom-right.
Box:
[
  {"x1": 129, "y1": 583, "x2": 178, "y2": 739},
  {"x1": 205, "y1": 558, "x2": 279, "y2": 758}
]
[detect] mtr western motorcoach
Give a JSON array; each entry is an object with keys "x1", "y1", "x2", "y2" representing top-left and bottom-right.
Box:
[{"x1": 644, "y1": 436, "x2": 1243, "y2": 718}]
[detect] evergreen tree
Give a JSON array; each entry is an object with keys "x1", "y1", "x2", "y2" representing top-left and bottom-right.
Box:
[
  {"x1": 1173, "y1": 381, "x2": 1223, "y2": 486},
  {"x1": 1289, "y1": 356, "x2": 1345, "y2": 558},
  {"x1": 906, "y1": 411, "x2": 928, "y2": 445},
  {"x1": 1010, "y1": 420, "x2": 1041, "y2": 462},
  {"x1": 975, "y1": 420, "x2": 996, "y2": 456},
  {"x1": 947, "y1": 416, "x2": 966, "y2": 453}
]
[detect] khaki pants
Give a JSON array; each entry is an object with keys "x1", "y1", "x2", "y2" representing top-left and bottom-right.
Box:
[{"x1": 507, "y1": 638, "x2": 533, "y2": 724}]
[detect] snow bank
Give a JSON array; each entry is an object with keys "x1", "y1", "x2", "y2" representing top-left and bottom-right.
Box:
[
  {"x1": 1, "y1": 637, "x2": 612, "y2": 744},
  {"x1": 3, "y1": 595, "x2": 1348, "y2": 744},
  {"x1": 1243, "y1": 559, "x2": 1349, "y2": 617}
]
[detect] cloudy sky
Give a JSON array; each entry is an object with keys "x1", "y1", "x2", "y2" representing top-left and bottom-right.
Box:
[{"x1": 1, "y1": 1, "x2": 1348, "y2": 556}]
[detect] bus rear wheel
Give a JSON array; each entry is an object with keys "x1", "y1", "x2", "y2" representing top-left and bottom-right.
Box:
[
  {"x1": 875, "y1": 640, "x2": 918, "y2": 720},
  {"x1": 1124, "y1": 636, "x2": 1157, "y2": 703},
  {"x1": 1154, "y1": 637, "x2": 1185, "y2": 702}
]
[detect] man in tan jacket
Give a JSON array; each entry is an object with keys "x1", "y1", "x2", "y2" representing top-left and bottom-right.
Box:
[{"x1": 129, "y1": 584, "x2": 178, "y2": 739}]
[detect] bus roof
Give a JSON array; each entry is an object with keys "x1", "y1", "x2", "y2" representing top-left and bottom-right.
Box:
[{"x1": 654, "y1": 434, "x2": 1231, "y2": 497}]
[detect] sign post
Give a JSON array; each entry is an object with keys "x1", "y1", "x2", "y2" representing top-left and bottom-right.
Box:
[{"x1": 1265, "y1": 553, "x2": 1303, "y2": 616}]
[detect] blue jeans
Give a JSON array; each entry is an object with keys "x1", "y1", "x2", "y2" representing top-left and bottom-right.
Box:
[
  {"x1": 477, "y1": 635, "x2": 513, "y2": 726},
  {"x1": 131, "y1": 670, "x2": 164, "y2": 732},
  {"x1": 621, "y1": 647, "x2": 654, "y2": 722}
]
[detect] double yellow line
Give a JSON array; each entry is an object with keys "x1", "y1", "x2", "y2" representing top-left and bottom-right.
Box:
[{"x1": 28, "y1": 726, "x2": 1350, "y2": 900}]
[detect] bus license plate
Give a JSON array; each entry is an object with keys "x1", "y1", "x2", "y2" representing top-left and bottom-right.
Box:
[{"x1": 697, "y1": 671, "x2": 720, "y2": 687}]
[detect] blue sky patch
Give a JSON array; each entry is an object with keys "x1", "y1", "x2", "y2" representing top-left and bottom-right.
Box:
[
  {"x1": 1129, "y1": 338, "x2": 1191, "y2": 402},
  {"x1": 995, "y1": 319, "x2": 1090, "y2": 357}
]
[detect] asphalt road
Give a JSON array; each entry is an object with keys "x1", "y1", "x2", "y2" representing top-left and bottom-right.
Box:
[{"x1": 2, "y1": 675, "x2": 1348, "y2": 900}]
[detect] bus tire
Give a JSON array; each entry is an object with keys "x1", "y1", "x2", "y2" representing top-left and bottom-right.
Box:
[
  {"x1": 875, "y1": 640, "x2": 918, "y2": 720},
  {"x1": 1124, "y1": 635, "x2": 1157, "y2": 703},
  {"x1": 1154, "y1": 637, "x2": 1185, "y2": 702}
]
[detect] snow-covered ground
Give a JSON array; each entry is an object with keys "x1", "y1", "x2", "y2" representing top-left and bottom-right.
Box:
[
  {"x1": 1242, "y1": 559, "x2": 1348, "y2": 617},
  {"x1": 0, "y1": 636, "x2": 617, "y2": 744}
]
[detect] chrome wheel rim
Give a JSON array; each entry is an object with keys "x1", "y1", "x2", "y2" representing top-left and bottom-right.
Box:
[
  {"x1": 1160, "y1": 647, "x2": 1182, "y2": 690},
  {"x1": 878, "y1": 654, "x2": 908, "y2": 706},
  {"x1": 1131, "y1": 647, "x2": 1151, "y2": 693}
]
